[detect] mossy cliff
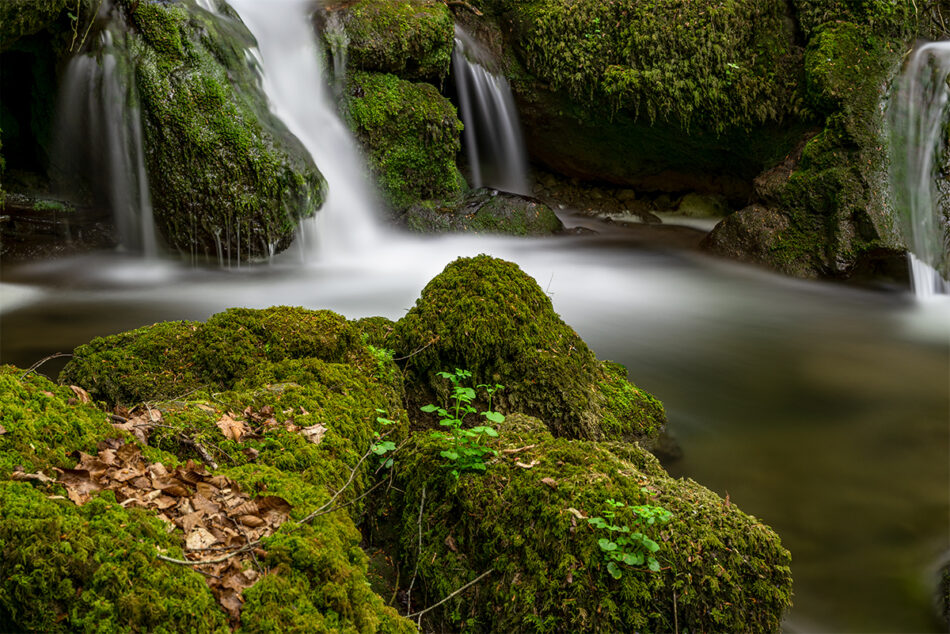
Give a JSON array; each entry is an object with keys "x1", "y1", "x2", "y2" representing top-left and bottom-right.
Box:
[
  {"x1": 343, "y1": 70, "x2": 465, "y2": 212},
  {"x1": 121, "y1": 0, "x2": 325, "y2": 259},
  {"x1": 377, "y1": 417, "x2": 792, "y2": 632},
  {"x1": 2, "y1": 258, "x2": 792, "y2": 630}
]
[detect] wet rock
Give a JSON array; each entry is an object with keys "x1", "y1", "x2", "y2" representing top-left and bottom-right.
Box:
[
  {"x1": 401, "y1": 188, "x2": 563, "y2": 236},
  {"x1": 675, "y1": 193, "x2": 732, "y2": 219}
]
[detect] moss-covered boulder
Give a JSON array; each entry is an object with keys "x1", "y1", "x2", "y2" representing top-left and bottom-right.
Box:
[
  {"x1": 344, "y1": 70, "x2": 465, "y2": 212},
  {"x1": 322, "y1": 0, "x2": 454, "y2": 83},
  {"x1": 0, "y1": 367, "x2": 415, "y2": 631},
  {"x1": 120, "y1": 0, "x2": 325, "y2": 259},
  {"x1": 402, "y1": 188, "x2": 563, "y2": 235},
  {"x1": 392, "y1": 255, "x2": 665, "y2": 442},
  {"x1": 60, "y1": 306, "x2": 377, "y2": 406},
  {"x1": 379, "y1": 420, "x2": 792, "y2": 632}
]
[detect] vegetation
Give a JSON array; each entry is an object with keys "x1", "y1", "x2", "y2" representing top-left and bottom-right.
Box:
[{"x1": 343, "y1": 70, "x2": 465, "y2": 212}]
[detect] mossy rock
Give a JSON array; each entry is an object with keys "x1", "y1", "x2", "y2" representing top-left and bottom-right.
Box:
[
  {"x1": 323, "y1": 0, "x2": 454, "y2": 83},
  {"x1": 402, "y1": 188, "x2": 563, "y2": 236},
  {"x1": 381, "y1": 426, "x2": 792, "y2": 632},
  {"x1": 0, "y1": 367, "x2": 414, "y2": 631},
  {"x1": 392, "y1": 255, "x2": 665, "y2": 441},
  {"x1": 0, "y1": 483, "x2": 230, "y2": 632},
  {"x1": 60, "y1": 307, "x2": 384, "y2": 406},
  {"x1": 0, "y1": 0, "x2": 70, "y2": 51},
  {"x1": 119, "y1": 0, "x2": 325, "y2": 259},
  {"x1": 343, "y1": 70, "x2": 464, "y2": 212}
]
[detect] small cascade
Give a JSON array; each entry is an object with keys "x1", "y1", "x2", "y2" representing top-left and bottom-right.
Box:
[
  {"x1": 324, "y1": 12, "x2": 349, "y2": 99},
  {"x1": 452, "y1": 26, "x2": 530, "y2": 196},
  {"x1": 889, "y1": 41, "x2": 950, "y2": 298},
  {"x1": 228, "y1": 0, "x2": 380, "y2": 260},
  {"x1": 52, "y1": 30, "x2": 157, "y2": 257}
]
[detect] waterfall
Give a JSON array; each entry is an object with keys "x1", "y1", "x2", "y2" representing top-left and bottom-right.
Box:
[
  {"x1": 889, "y1": 41, "x2": 950, "y2": 298},
  {"x1": 452, "y1": 26, "x2": 530, "y2": 196},
  {"x1": 325, "y1": 12, "x2": 349, "y2": 100},
  {"x1": 52, "y1": 30, "x2": 157, "y2": 257},
  {"x1": 227, "y1": 0, "x2": 380, "y2": 260}
]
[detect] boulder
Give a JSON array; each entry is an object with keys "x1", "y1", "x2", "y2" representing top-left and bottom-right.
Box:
[{"x1": 402, "y1": 188, "x2": 563, "y2": 235}]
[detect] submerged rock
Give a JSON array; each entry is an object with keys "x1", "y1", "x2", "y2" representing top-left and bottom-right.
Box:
[
  {"x1": 393, "y1": 255, "x2": 665, "y2": 442},
  {"x1": 402, "y1": 188, "x2": 563, "y2": 236}
]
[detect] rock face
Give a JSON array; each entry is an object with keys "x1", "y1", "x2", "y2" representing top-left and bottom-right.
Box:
[
  {"x1": 402, "y1": 188, "x2": 563, "y2": 235},
  {"x1": 124, "y1": 0, "x2": 325, "y2": 259},
  {"x1": 343, "y1": 70, "x2": 464, "y2": 212},
  {"x1": 475, "y1": 0, "x2": 927, "y2": 278}
]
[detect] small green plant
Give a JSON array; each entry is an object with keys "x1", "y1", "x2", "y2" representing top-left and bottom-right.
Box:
[
  {"x1": 370, "y1": 409, "x2": 396, "y2": 469},
  {"x1": 587, "y1": 496, "x2": 673, "y2": 579},
  {"x1": 421, "y1": 370, "x2": 504, "y2": 478},
  {"x1": 366, "y1": 345, "x2": 398, "y2": 383}
]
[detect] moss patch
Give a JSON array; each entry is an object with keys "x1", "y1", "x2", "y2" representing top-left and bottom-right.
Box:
[
  {"x1": 392, "y1": 255, "x2": 665, "y2": 441},
  {"x1": 326, "y1": 0, "x2": 454, "y2": 83},
  {"x1": 379, "y1": 424, "x2": 792, "y2": 632},
  {"x1": 344, "y1": 70, "x2": 464, "y2": 212}
]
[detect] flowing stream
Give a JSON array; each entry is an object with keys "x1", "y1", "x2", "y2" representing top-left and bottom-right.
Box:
[{"x1": 2, "y1": 2, "x2": 949, "y2": 631}]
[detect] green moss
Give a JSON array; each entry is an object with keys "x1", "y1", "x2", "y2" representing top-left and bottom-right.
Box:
[
  {"x1": 0, "y1": 483, "x2": 228, "y2": 632},
  {"x1": 330, "y1": 0, "x2": 454, "y2": 82},
  {"x1": 793, "y1": 0, "x2": 914, "y2": 40},
  {"x1": 60, "y1": 307, "x2": 382, "y2": 406},
  {"x1": 0, "y1": 368, "x2": 126, "y2": 477},
  {"x1": 344, "y1": 70, "x2": 464, "y2": 211},
  {"x1": 0, "y1": 0, "x2": 70, "y2": 52},
  {"x1": 121, "y1": 0, "x2": 325, "y2": 259},
  {"x1": 392, "y1": 255, "x2": 665, "y2": 441},
  {"x1": 381, "y1": 427, "x2": 791, "y2": 632},
  {"x1": 485, "y1": 0, "x2": 804, "y2": 134}
]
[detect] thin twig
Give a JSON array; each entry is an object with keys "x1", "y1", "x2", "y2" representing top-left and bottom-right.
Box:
[
  {"x1": 74, "y1": 0, "x2": 105, "y2": 53},
  {"x1": 391, "y1": 338, "x2": 436, "y2": 362},
  {"x1": 18, "y1": 353, "x2": 73, "y2": 380},
  {"x1": 406, "y1": 483, "x2": 426, "y2": 617},
  {"x1": 157, "y1": 543, "x2": 259, "y2": 566},
  {"x1": 406, "y1": 569, "x2": 493, "y2": 619},
  {"x1": 301, "y1": 476, "x2": 387, "y2": 521},
  {"x1": 295, "y1": 443, "x2": 376, "y2": 525},
  {"x1": 501, "y1": 444, "x2": 536, "y2": 454},
  {"x1": 673, "y1": 588, "x2": 679, "y2": 634}
]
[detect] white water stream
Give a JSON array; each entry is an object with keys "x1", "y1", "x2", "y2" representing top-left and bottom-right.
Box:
[
  {"x1": 2, "y1": 3, "x2": 949, "y2": 631},
  {"x1": 889, "y1": 41, "x2": 950, "y2": 298}
]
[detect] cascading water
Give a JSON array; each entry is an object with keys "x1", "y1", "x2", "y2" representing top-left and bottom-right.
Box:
[
  {"x1": 889, "y1": 41, "x2": 950, "y2": 298},
  {"x1": 227, "y1": 0, "x2": 380, "y2": 259},
  {"x1": 51, "y1": 29, "x2": 157, "y2": 257},
  {"x1": 324, "y1": 12, "x2": 349, "y2": 100},
  {"x1": 452, "y1": 26, "x2": 530, "y2": 196}
]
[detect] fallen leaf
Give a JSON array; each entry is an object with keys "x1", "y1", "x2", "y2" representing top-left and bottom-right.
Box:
[
  {"x1": 236, "y1": 514, "x2": 265, "y2": 528},
  {"x1": 185, "y1": 527, "x2": 219, "y2": 551},
  {"x1": 68, "y1": 385, "x2": 91, "y2": 404},
  {"x1": 445, "y1": 535, "x2": 458, "y2": 552},
  {"x1": 541, "y1": 477, "x2": 558, "y2": 489},
  {"x1": 566, "y1": 507, "x2": 587, "y2": 520},
  {"x1": 0, "y1": 423, "x2": 7, "y2": 435},
  {"x1": 300, "y1": 424, "x2": 327, "y2": 445},
  {"x1": 216, "y1": 413, "x2": 249, "y2": 442}
]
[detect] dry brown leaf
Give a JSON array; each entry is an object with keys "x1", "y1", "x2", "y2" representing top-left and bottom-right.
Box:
[
  {"x1": 541, "y1": 477, "x2": 558, "y2": 489},
  {"x1": 68, "y1": 385, "x2": 92, "y2": 404},
  {"x1": 0, "y1": 423, "x2": 6, "y2": 435},
  {"x1": 196, "y1": 403, "x2": 216, "y2": 413},
  {"x1": 152, "y1": 495, "x2": 178, "y2": 510},
  {"x1": 300, "y1": 423, "x2": 327, "y2": 445},
  {"x1": 216, "y1": 413, "x2": 249, "y2": 442},
  {"x1": 185, "y1": 527, "x2": 219, "y2": 551},
  {"x1": 179, "y1": 510, "x2": 204, "y2": 534},
  {"x1": 236, "y1": 514, "x2": 265, "y2": 528},
  {"x1": 218, "y1": 589, "x2": 243, "y2": 621},
  {"x1": 54, "y1": 468, "x2": 101, "y2": 505}
]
